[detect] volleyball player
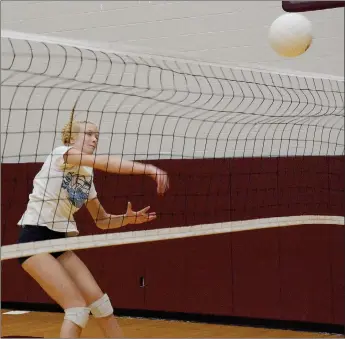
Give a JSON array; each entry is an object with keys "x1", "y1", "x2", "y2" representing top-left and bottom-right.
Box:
[{"x1": 17, "y1": 109, "x2": 169, "y2": 338}]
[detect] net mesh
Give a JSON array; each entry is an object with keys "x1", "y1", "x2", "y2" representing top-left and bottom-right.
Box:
[{"x1": 1, "y1": 32, "x2": 344, "y2": 260}]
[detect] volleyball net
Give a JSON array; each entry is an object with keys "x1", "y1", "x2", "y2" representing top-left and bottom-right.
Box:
[{"x1": 1, "y1": 31, "x2": 344, "y2": 260}]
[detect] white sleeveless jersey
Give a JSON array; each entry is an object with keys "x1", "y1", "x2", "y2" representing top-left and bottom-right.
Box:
[{"x1": 18, "y1": 146, "x2": 97, "y2": 235}]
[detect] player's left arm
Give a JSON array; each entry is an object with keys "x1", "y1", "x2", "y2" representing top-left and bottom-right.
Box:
[{"x1": 85, "y1": 198, "x2": 156, "y2": 230}]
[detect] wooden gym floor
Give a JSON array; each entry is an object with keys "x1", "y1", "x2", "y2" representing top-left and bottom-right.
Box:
[{"x1": 1, "y1": 309, "x2": 344, "y2": 338}]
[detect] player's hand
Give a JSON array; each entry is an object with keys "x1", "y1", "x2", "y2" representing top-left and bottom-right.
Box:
[
  {"x1": 125, "y1": 202, "x2": 157, "y2": 225},
  {"x1": 147, "y1": 165, "x2": 169, "y2": 195}
]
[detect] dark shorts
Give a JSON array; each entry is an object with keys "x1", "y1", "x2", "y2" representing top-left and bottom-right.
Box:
[{"x1": 17, "y1": 225, "x2": 67, "y2": 265}]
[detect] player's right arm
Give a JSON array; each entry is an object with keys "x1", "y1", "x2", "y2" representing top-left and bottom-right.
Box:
[{"x1": 63, "y1": 148, "x2": 169, "y2": 195}]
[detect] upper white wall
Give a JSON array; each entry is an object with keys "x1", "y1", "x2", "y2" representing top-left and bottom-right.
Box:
[{"x1": 1, "y1": 1, "x2": 344, "y2": 77}]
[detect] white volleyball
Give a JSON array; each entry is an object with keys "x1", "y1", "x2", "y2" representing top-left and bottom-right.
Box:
[{"x1": 269, "y1": 13, "x2": 313, "y2": 57}]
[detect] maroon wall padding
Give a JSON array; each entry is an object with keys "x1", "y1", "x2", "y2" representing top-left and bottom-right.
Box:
[
  {"x1": 181, "y1": 234, "x2": 233, "y2": 316},
  {"x1": 1, "y1": 156, "x2": 344, "y2": 324},
  {"x1": 77, "y1": 244, "x2": 147, "y2": 310},
  {"x1": 278, "y1": 157, "x2": 331, "y2": 216},
  {"x1": 329, "y1": 225, "x2": 345, "y2": 325},
  {"x1": 329, "y1": 157, "x2": 345, "y2": 216},
  {"x1": 279, "y1": 224, "x2": 333, "y2": 324},
  {"x1": 230, "y1": 158, "x2": 279, "y2": 221},
  {"x1": 143, "y1": 239, "x2": 188, "y2": 313},
  {"x1": 142, "y1": 234, "x2": 233, "y2": 315},
  {"x1": 231, "y1": 228, "x2": 280, "y2": 319}
]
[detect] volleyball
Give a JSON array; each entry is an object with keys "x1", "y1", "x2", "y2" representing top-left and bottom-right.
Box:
[{"x1": 269, "y1": 13, "x2": 313, "y2": 57}]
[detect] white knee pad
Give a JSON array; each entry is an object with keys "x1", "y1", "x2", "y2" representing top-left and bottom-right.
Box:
[
  {"x1": 64, "y1": 307, "x2": 90, "y2": 328},
  {"x1": 89, "y1": 293, "x2": 114, "y2": 318}
]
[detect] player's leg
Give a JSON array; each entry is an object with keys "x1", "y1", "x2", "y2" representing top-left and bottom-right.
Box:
[
  {"x1": 57, "y1": 250, "x2": 123, "y2": 338},
  {"x1": 17, "y1": 226, "x2": 90, "y2": 338},
  {"x1": 22, "y1": 253, "x2": 90, "y2": 338}
]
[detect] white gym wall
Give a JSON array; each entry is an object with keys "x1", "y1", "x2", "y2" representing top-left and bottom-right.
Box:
[{"x1": 1, "y1": 1, "x2": 344, "y2": 76}]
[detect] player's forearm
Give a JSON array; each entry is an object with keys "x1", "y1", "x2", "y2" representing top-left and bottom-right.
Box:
[
  {"x1": 94, "y1": 155, "x2": 155, "y2": 176},
  {"x1": 96, "y1": 213, "x2": 129, "y2": 230}
]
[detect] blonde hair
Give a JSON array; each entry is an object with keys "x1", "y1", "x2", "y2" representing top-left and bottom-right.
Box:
[{"x1": 61, "y1": 105, "x2": 96, "y2": 145}]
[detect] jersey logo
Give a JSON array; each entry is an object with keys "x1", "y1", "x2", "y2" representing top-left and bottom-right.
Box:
[{"x1": 61, "y1": 172, "x2": 92, "y2": 208}]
